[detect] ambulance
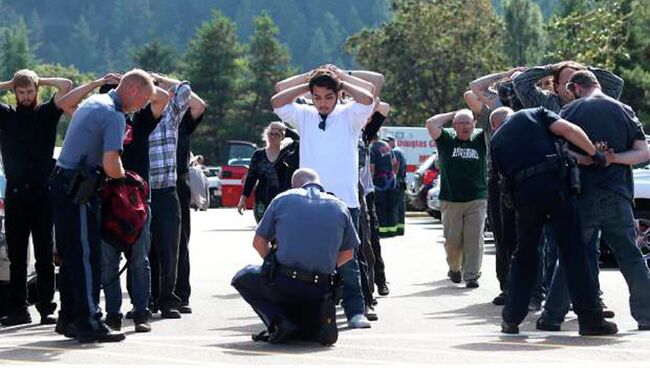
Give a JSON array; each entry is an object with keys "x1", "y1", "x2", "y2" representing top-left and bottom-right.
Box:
[{"x1": 378, "y1": 126, "x2": 437, "y2": 187}]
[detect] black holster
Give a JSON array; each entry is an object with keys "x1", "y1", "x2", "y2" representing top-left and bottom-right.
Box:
[
  {"x1": 555, "y1": 140, "x2": 581, "y2": 194},
  {"x1": 66, "y1": 155, "x2": 105, "y2": 205},
  {"x1": 261, "y1": 251, "x2": 278, "y2": 284}
]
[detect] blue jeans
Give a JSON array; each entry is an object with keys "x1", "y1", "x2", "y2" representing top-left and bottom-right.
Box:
[
  {"x1": 339, "y1": 207, "x2": 366, "y2": 320},
  {"x1": 543, "y1": 189, "x2": 650, "y2": 325},
  {"x1": 101, "y1": 207, "x2": 152, "y2": 318}
]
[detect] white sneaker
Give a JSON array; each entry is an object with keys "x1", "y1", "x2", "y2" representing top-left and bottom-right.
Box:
[{"x1": 348, "y1": 314, "x2": 371, "y2": 329}]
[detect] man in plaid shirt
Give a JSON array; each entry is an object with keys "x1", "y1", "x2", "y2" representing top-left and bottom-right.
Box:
[{"x1": 148, "y1": 74, "x2": 192, "y2": 318}]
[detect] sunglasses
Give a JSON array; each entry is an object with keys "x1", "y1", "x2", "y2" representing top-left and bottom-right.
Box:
[{"x1": 565, "y1": 82, "x2": 576, "y2": 93}]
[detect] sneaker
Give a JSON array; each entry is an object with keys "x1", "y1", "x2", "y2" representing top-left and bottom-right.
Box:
[
  {"x1": 365, "y1": 306, "x2": 378, "y2": 321},
  {"x1": 348, "y1": 314, "x2": 371, "y2": 329},
  {"x1": 447, "y1": 270, "x2": 461, "y2": 283},
  {"x1": 104, "y1": 314, "x2": 122, "y2": 332},
  {"x1": 1, "y1": 309, "x2": 31, "y2": 326},
  {"x1": 579, "y1": 320, "x2": 618, "y2": 336},
  {"x1": 536, "y1": 317, "x2": 561, "y2": 331},
  {"x1": 501, "y1": 321, "x2": 519, "y2": 334},
  {"x1": 377, "y1": 283, "x2": 390, "y2": 296},
  {"x1": 466, "y1": 280, "x2": 479, "y2": 289},
  {"x1": 492, "y1": 292, "x2": 507, "y2": 306}
]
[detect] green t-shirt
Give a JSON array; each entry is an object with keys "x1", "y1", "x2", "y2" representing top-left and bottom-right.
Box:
[{"x1": 435, "y1": 128, "x2": 487, "y2": 202}]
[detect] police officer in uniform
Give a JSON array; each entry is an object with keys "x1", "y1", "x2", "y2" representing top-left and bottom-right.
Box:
[
  {"x1": 489, "y1": 106, "x2": 617, "y2": 335},
  {"x1": 232, "y1": 168, "x2": 357, "y2": 345},
  {"x1": 51, "y1": 70, "x2": 154, "y2": 343},
  {"x1": 385, "y1": 135, "x2": 407, "y2": 236}
]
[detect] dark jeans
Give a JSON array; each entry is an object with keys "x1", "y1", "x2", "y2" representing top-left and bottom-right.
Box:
[
  {"x1": 150, "y1": 188, "x2": 182, "y2": 310},
  {"x1": 232, "y1": 264, "x2": 333, "y2": 340},
  {"x1": 358, "y1": 192, "x2": 376, "y2": 303},
  {"x1": 366, "y1": 192, "x2": 387, "y2": 286},
  {"x1": 543, "y1": 189, "x2": 650, "y2": 325},
  {"x1": 502, "y1": 173, "x2": 602, "y2": 327},
  {"x1": 5, "y1": 183, "x2": 56, "y2": 315},
  {"x1": 50, "y1": 173, "x2": 103, "y2": 332},
  {"x1": 338, "y1": 207, "x2": 366, "y2": 319},
  {"x1": 176, "y1": 176, "x2": 192, "y2": 305},
  {"x1": 395, "y1": 181, "x2": 406, "y2": 235}
]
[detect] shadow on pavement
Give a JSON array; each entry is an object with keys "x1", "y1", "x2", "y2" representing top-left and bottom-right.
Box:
[
  {"x1": 397, "y1": 279, "x2": 474, "y2": 298},
  {"x1": 454, "y1": 333, "x2": 627, "y2": 352},
  {"x1": 0, "y1": 338, "x2": 101, "y2": 363},
  {"x1": 209, "y1": 340, "x2": 333, "y2": 356}
]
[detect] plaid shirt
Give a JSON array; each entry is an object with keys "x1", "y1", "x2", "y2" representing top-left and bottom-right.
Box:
[{"x1": 149, "y1": 83, "x2": 192, "y2": 189}]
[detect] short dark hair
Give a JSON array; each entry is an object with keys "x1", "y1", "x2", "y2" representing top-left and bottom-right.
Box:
[
  {"x1": 99, "y1": 83, "x2": 118, "y2": 94},
  {"x1": 552, "y1": 61, "x2": 584, "y2": 87},
  {"x1": 568, "y1": 70, "x2": 599, "y2": 88},
  {"x1": 308, "y1": 68, "x2": 341, "y2": 94}
]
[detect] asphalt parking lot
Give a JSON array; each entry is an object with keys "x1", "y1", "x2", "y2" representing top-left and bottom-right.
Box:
[{"x1": 0, "y1": 208, "x2": 649, "y2": 366}]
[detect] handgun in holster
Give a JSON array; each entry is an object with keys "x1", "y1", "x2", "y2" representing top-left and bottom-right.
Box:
[
  {"x1": 261, "y1": 250, "x2": 278, "y2": 284},
  {"x1": 66, "y1": 155, "x2": 105, "y2": 205},
  {"x1": 555, "y1": 140, "x2": 581, "y2": 194}
]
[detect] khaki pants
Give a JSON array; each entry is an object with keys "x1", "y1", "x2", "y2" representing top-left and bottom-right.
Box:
[{"x1": 440, "y1": 199, "x2": 487, "y2": 282}]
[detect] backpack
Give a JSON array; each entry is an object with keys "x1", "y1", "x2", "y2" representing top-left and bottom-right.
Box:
[{"x1": 101, "y1": 171, "x2": 149, "y2": 250}]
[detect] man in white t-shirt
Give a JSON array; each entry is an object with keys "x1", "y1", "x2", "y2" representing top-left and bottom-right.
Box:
[{"x1": 271, "y1": 67, "x2": 375, "y2": 328}]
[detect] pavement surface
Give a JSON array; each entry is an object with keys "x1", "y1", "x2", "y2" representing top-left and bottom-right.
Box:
[{"x1": 0, "y1": 208, "x2": 649, "y2": 366}]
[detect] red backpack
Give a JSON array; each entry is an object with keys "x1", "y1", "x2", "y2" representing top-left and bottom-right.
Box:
[{"x1": 101, "y1": 171, "x2": 149, "y2": 250}]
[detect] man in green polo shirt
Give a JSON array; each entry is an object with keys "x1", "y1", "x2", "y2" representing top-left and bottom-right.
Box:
[{"x1": 425, "y1": 109, "x2": 487, "y2": 288}]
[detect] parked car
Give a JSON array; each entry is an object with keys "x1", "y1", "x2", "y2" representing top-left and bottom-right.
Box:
[
  {"x1": 426, "y1": 181, "x2": 441, "y2": 219},
  {"x1": 407, "y1": 153, "x2": 439, "y2": 210}
]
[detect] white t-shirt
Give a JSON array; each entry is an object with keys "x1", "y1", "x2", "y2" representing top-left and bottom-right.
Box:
[{"x1": 274, "y1": 101, "x2": 374, "y2": 208}]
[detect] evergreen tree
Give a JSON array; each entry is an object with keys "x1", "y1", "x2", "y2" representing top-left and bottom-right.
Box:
[
  {"x1": 1, "y1": 18, "x2": 36, "y2": 80},
  {"x1": 504, "y1": 0, "x2": 546, "y2": 65},
  {"x1": 71, "y1": 15, "x2": 99, "y2": 72},
  {"x1": 131, "y1": 39, "x2": 179, "y2": 74}
]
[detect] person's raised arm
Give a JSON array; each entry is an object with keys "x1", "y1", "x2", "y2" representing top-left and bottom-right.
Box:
[
  {"x1": 340, "y1": 80, "x2": 373, "y2": 105},
  {"x1": 188, "y1": 92, "x2": 206, "y2": 120},
  {"x1": 470, "y1": 67, "x2": 523, "y2": 109},
  {"x1": 271, "y1": 83, "x2": 309, "y2": 109},
  {"x1": 39, "y1": 77, "x2": 74, "y2": 108},
  {"x1": 376, "y1": 101, "x2": 390, "y2": 117},
  {"x1": 463, "y1": 90, "x2": 484, "y2": 116},
  {"x1": 590, "y1": 66, "x2": 624, "y2": 100},
  {"x1": 330, "y1": 66, "x2": 376, "y2": 97},
  {"x1": 150, "y1": 86, "x2": 171, "y2": 120},
  {"x1": 0, "y1": 80, "x2": 13, "y2": 91},
  {"x1": 103, "y1": 150, "x2": 126, "y2": 179},
  {"x1": 513, "y1": 64, "x2": 557, "y2": 109},
  {"x1": 347, "y1": 70, "x2": 385, "y2": 97},
  {"x1": 58, "y1": 73, "x2": 121, "y2": 117},
  {"x1": 274, "y1": 71, "x2": 312, "y2": 93},
  {"x1": 425, "y1": 111, "x2": 456, "y2": 140}
]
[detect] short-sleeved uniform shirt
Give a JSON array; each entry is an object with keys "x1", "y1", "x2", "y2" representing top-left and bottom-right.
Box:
[
  {"x1": 122, "y1": 104, "x2": 159, "y2": 181},
  {"x1": 560, "y1": 94, "x2": 646, "y2": 201},
  {"x1": 255, "y1": 183, "x2": 359, "y2": 275},
  {"x1": 274, "y1": 101, "x2": 374, "y2": 208},
  {"x1": 57, "y1": 90, "x2": 125, "y2": 169},
  {"x1": 392, "y1": 146, "x2": 407, "y2": 180},
  {"x1": 0, "y1": 98, "x2": 63, "y2": 186},
  {"x1": 490, "y1": 107, "x2": 561, "y2": 176},
  {"x1": 435, "y1": 128, "x2": 487, "y2": 202},
  {"x1": 370, "y1": 140, "x2": 395, "y2": 190}
]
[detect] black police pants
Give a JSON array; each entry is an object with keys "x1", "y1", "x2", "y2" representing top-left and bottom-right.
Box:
[
  {"x1": 395, "y1": 181, "x2": 406, "y2": 235},
  {"x1": 150, "y1": 188, "x2": 182, "y2": 310},
  {"x1": 502, "y1": 174, "x2": 602, "y2": 326},
  {"x1": 366, "y1": 192, "x2": 387, "y2": 286},
  {"x1": 358, "y1": 193, "x2": 376, "y2": 302},
  {"x1": 4, "y1": 183, "x2": 56, "y2": 315},
  {"x1": 175, "y1": 176, "x2": 192, "y2": 305},
  {"x1": 50, "y1": 174, "x2": 103, "y2": 332},
  {"x1": 232, "y1": 265, "x2": 333, "y2": 341},
  {"x1": 488, "y1": 179, "x2": 509, "y2": 292}
]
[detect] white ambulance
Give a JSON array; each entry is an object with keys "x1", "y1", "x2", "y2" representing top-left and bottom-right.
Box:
[{"x1": 378, "y1": 126, "x2": 437, "y2": 187}]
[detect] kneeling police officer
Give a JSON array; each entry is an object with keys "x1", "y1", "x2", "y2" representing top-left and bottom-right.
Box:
[
  {"x1": 232, "y1": 168, "x2": 357, "y2": 345},
  {"x1": 52, "y1": 70, "x2": 154, "y2": 343},
  {"x1": 489, "y1": 106, "x2": 617, "y2": 336}
]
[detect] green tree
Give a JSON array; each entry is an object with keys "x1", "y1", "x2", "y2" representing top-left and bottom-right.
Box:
[
  {"x1": 1, "y1": 18, "x2": 36, "y2": 80},
  {"x1": 239, "y1": 12, "x2": 294, "y2": 140},
  {"x1": 504, "y1": 0, "x2": 546, "y2": 65},
  {"x1": 182, "y1": 10, "x2": 244, "y2": 161},
  {"x1": 70, "y1": 15, "x2": 99, "y2": 72},
  {"x1": 544, "y1": 0, "x2": 630, "y2": 69},
  {"x1": 346, "y1": 0, "x2": 507, "y2": 125},
  {"x1": 131, "y1": 39, "x2": 179, "y2": 74}
]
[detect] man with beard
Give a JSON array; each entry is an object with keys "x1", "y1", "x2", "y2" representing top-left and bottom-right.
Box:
[{"x1": 0, "y1": 69, "x2": 72, "y2": 326}]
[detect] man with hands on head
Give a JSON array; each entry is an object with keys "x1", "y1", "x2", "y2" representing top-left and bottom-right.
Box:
[
  {"x1": 271, "y1": 65, "x2": 375, "y2": 329},
  {"x1": 0, "y1": 69, "x2": 72, "y2": 327}
]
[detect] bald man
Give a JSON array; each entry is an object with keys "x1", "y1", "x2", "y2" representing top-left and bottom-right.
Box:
[
  {"x1": 52, "y1": 69, "x2": 154, "y2": 343},
  {"x1": 232, "y1": 168, "x2": 357, "y2": 345},
  {"x1": 426, "y1": 109, "x2": 488, "y2": 288}
]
